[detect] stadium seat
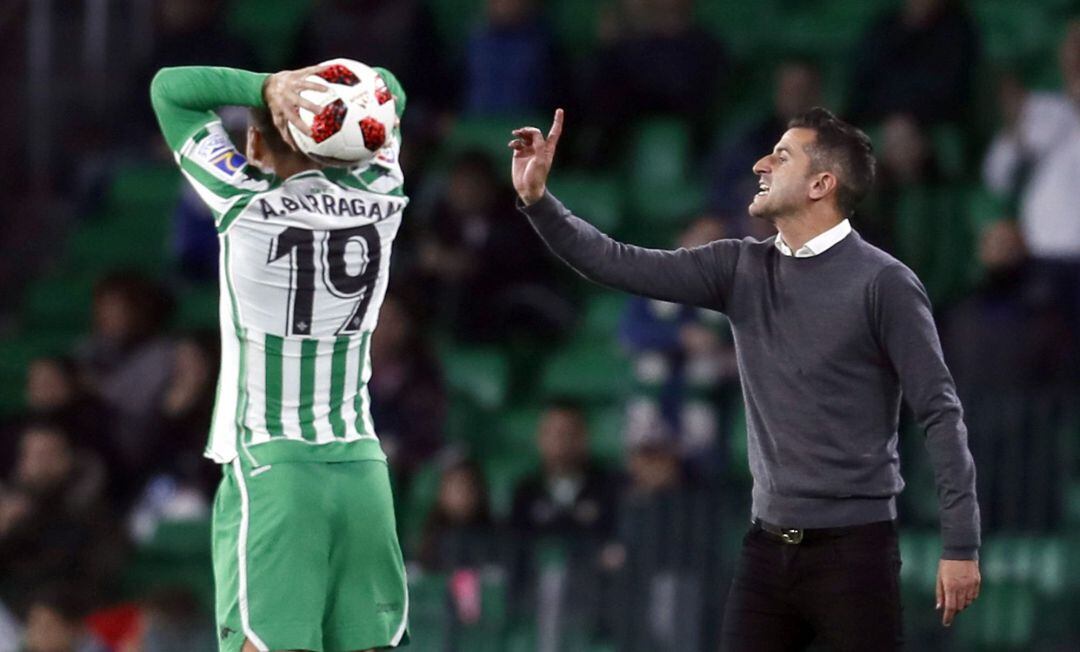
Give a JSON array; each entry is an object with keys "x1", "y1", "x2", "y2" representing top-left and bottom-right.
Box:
[
  {"x1": 546, "y1": 172, "x2": 624, "y2": 234},
  {"x1": 173, "y1": 284, "x2": 220, "y2": 330},
  {"x1": 580, "y1": 293, "x2": 626, "y2": 338},
  {"x1": 539, "y1": 337, "x2": 632, "y2": 403},
  {"x1": 440, "y1": 344, "x2": 511, "y2": 410},
  {"x1": 548, "y1": 0, "x2": 604, "y2": 60},
  {"x1": 226, "y1": 0, "x2": 313, "y2": 69},
  {"x1": 122, "y1": 518, "x2": 214, "y2": 609},
  {"x1": 19, "y1": 274, "x2": 95, "y2": 332},
  {"x1": 443, "y1": 115, "x2": 547, "y2": 176},
  {"x1": 971, "y1": 0, "x2": 1062, "y2": 63},
  {"x1": 625, "y1": 119, "x2": 705, "y2": 230},
  {"x1": 953, "y1": 582, "x2": 1037, "y2": 650},
  {"x1": 427, "y1": 0, "x2": 486, "y2": 55}
]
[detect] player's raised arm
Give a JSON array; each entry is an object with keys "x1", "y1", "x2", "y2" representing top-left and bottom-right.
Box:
[{"x1": 510, "y1": 110, "x2": 739, "y2": 310}]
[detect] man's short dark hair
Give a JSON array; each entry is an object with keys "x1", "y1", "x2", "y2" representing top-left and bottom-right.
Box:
[
  {"x1": 788, "y1": 107, "x2": 876, "y2": 217},
  {"x1": 249, "y1": 107, "x2": 293, "y2": 156}
]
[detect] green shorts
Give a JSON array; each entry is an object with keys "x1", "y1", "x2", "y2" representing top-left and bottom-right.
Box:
[{"x1": 212, "y1": 458, "x2": 409, "y2": 651}]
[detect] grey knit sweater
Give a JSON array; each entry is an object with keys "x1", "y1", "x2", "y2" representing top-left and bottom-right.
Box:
[{"x1": 520, "y1": 192, "x2": 980, "y2": 559}]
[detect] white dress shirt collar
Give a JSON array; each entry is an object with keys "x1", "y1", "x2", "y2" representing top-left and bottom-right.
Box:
[{"x1": 774, "y1": 219, "x2": 852, "y2": 258}]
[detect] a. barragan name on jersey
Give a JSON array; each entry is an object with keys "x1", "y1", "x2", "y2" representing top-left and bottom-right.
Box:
[{"x1": 257, "y1": 193, "x2": 406, "y2": 221}]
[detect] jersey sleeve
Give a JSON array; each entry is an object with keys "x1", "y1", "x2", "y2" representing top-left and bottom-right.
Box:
[{"x1": 150, "y1": 66, "x2": 276, "y2": 228}]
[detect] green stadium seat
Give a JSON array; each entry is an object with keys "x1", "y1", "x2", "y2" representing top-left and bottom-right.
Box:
[
  {"x1": 226, "y1": 0, "x2": 313, "y2": 69},
  {"x1": 427, "y1": 0, "x2": 485, "y2": 54},
  {"x1": 483, "y1": 453, "x2": 538, "y2": 516},
  {"x1": 540, "y1": 337, "x2": 632, "y2": 403},
  {"x1": 174, "y1": 284, "x2": 220, "y2": 330},
  {"x1": 548, "y1": 0, "x2": 605, "y2": 60},
  {"x1": 107, "y1": 165, "x2": 182, "y2": 213},
  {"x1": 443, "y1": 115, "x2": 546, "y2": 176},
  {"x1": 953, "y1": 582, "x2": 1037, "y2": 650},
  {"x1": 405, "y1": 572, "x2": 451, "y2": 650},
  {"x1": 625, "y1": 119, "x2": 705, "y2": 228},
  {"x1": 399, "y1": 460, "x2": 444, "y2": 555},
  {"x1": 547, "y1": 172, "x2": 624, "y2": 234},
  {"x1": 971, "y1": 0, "x2": 1062, "y2": 63},
  {"x1": 440, "y1": 344, "x2": 511, "y2": 410},
  {"x1": 580, "y1": 293, "x2": 626, "y2": 338},
  {"x1": 586, "y1": 403, "x2": 624, "y2": 466},
  {"x1": 123, "y1": 518, "x2": 214, "y2": 609},
  {"x1": 19, "y1": 274, "x2": 95, "y2": 331}
]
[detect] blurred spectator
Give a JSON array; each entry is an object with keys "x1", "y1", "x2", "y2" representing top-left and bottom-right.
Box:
[
  {"x1": 21, "y1": 588, "x2": 108, "y2": 652},
  {"x1": 417, "y1": 458, "x2": 496, "y2": 572},
  {"x1": 0, "y1": 423, "x2": 123, "y2": 614},
  {"x1": 864, "y1": 113, "x2": 975, "y2": 306},
  {"x1": 707, "y1": 59, "x2": 822, "y2": 237},
  {"x1": 75, "y1": 272, "x2": 175, "y2": 496},
  {"x1": 154, "y1": 330, "x2": 220, "y2": 498},
  {"x1": 510, "y1": 400, "x2": 616, "y2": 541},
  {"x1": 292, "y1": 0, "x2": 448, "y2": 122},
  {"x1": 848, "y1": 0, "x2": 979, "y2": 126},
  {"x1": 944, "y1": 221, "x2": 1078, "y2": 531},
  {"x1": 134, "y1": 0, "x2": 256, "y2": 145},
  {"x1": 510, "y1": 400, "x2": 616, "y2": 651},
  {"x1": 982, "y1": 20, "x2": 1080, "y2": 325},
  {"x1": 464, "y1": 0, "x2": 564, "y2": 116},
  {"x1": 619, "y1": 217, "x2": 738, "y2": 471},
  {"x1": 14, "y1": 356, "x2": 117, "y2": 486},
  {"x1": 408, "y1": 149, "x2": 573, "y2": 342},
  {"x1": 608, "y1": 431, "x2": 721, "y2": 651},
  {"x1": 370, "y1": 295, "x2": 446, "y2": 484},
  {"x1": 589, "y1": 0, "x2": 729, "y2": 162}
]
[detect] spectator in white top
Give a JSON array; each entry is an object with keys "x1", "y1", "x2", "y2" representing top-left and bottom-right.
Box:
[{"x1": 983, "y1": 20, "x2": 1080, "y2": 261}]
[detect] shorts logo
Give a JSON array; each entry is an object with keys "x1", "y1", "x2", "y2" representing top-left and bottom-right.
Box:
[{"x1": 220, "y1": 626, "x2": 236, "y2": 640}]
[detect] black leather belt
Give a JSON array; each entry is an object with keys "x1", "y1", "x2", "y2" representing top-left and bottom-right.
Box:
[
  {"x1": 752, "y1": 518, "x2": 895, "y2": 545},
  {"x1": 755, "y1": 519, "x2": 806, "y2": 544}
]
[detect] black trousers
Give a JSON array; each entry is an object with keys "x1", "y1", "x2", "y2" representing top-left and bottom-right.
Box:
[{"x1": 720, "y1": 520, "x2": 903, "y2": 652}]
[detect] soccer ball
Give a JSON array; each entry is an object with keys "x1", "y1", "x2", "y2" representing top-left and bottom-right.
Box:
[{"x1": 288, "y1": 58, "x2": 397, "y2": 167}]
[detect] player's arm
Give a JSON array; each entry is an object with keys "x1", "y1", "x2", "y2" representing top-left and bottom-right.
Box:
[
  {"x1": 510, "y1": 110, "x2": 738, "y2": 310},
  {"x1": 150, "y1": 66, "x2": 269, "y2": 150},
  {"x1": 873, "y1": 263, "x2": 981, "y2": 626}
]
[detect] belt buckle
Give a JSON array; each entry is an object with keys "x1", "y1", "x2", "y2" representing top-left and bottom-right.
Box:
[{"x1": 780, "y1": 528, "x2": 804, "y2": 544}]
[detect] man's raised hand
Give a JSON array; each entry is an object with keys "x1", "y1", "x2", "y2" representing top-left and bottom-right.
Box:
[
  {"x1": 262, "y1": 65, "x2": 329, "y2": 151},
  {"x1": 509, "y1": 108, "x2": 564, "y2": 206}
]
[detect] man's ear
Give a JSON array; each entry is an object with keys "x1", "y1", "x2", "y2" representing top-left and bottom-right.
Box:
[
  {"x1": 246, "y1": 126, "x2": 264, "y2": 167},
  {"x1": 808, "y1": 171, "x2": 838, "y2": 201}
]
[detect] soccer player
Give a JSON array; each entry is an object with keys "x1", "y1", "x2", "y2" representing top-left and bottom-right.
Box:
[
  {"x1": 510, "y1": 108, "x2": 981, "y2": 651},
  {"x1": 151, "y1": 65, "x2": 410, "y2": 652}
]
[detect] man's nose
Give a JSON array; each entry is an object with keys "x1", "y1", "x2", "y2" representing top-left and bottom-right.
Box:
[{"x1": 753, "y1": 156, "x2": 770, "y2": 175}]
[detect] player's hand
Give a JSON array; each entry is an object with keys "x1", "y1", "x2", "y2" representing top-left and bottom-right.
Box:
[
  {"x1": 263, "y1": 65, "x2": 329, "y2": 151},
  {"x1": 936, "y1": 558, "x2": 980, "y2": 627},
  {"x1": 509, "y1": 108, "x2": 564, "y2": 205}
]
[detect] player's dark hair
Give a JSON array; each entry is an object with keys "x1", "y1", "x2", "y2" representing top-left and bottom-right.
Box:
[
  {"x1": 787, "y1": 107, "x2": 876, "y2": 217},
  {"x1": 248, "y1": 108, "x2": 294, "y2": 157}
]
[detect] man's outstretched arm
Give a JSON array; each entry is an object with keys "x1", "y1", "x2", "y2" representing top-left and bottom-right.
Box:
[{"x1": 510, "y1": 110, "x2": 739, "y2": 309}]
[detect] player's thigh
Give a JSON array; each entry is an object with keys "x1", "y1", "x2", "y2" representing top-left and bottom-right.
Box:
[
  {"x1": 323, "y1": 460, "x2": 409, "y2": 652},
  {"x1": 214, "y1": 460, "x2": 333, "y2": 652}
]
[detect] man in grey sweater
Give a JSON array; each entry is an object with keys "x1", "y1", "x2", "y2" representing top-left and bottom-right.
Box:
[{"x1": 509, "y1": 107, "x2": 981, "y2": 650}]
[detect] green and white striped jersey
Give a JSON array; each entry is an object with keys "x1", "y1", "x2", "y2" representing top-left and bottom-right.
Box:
[{"x1": 152, "y1": 66, "x2": 408, "y2": 466}]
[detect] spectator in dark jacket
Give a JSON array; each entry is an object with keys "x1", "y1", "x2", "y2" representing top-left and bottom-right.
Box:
[{"x1": 848, "y1": 0, "x2": 979, "y2": 126}]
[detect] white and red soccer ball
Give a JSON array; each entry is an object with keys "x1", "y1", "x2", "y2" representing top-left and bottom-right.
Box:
[{"x1": 288, "y1": 58, "x2": 398, "y2": 167}]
